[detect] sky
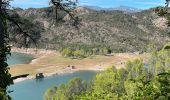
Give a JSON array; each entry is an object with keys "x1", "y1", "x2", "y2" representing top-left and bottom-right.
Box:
[{"x1": 10, "y1": 0, "x2": 166, "y2": 9}]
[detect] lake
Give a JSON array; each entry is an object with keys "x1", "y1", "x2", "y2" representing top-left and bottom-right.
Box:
[
  {"x1": 8, "y1": 52, "x2": 34, "y2": 65},
  {"x1": 8, "y1": 53, "x2": 97, "y2": 100}
]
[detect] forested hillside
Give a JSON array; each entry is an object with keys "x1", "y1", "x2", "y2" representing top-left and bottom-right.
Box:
[{"x1": 9, "y1": 7, "x2": 169, "y2": 52}]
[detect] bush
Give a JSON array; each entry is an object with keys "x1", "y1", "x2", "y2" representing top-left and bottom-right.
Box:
[{"x1": 44, "y1": 78, "x2": 87, "y2": 100}]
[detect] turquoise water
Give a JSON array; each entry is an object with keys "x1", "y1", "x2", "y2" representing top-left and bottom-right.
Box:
[
  {"x1": 8, "y1": 53, "x2": 97, "y2": 100},
  {"x1": 9, "y1": 71, "x2": 97, "y2": 100},
  {"x1": 7, "y1": 52, "x2": 34, "y2": 65}
]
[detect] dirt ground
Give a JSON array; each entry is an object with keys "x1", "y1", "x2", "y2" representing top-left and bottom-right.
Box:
[{"x1": 9, "y1": 52, "x2": 150, "y2": 76}]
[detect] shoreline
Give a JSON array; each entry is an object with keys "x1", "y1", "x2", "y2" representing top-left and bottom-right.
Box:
[
  {"x1": 11, "y1": 47, "x2": 150, "y2": 83},
  {"x1": 11, "y1": 47, "x2": 106, "y2": 83},
  {"x1": 13, "y1": 68, "x2": 104, "y2": 83},
  {"x1": 11, "y1": 47, "x2": 58, "y2": 83},
  {"x1": 11, "y1": 47, "x2": 56, "y2": 57}
]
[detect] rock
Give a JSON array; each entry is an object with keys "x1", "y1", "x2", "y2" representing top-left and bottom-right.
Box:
[{"x1": 73, "y1": 7, "x2": 89, "y2": 14}]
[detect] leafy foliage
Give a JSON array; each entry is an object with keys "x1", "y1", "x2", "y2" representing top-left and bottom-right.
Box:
[
  {"x1": 45, "y1": 44, "x2": 170, "y2": 100},
  {"x1": 60, "y1": 44, "x2": 111, "y2": 58},
  {"x1": 0, "y1": 0, "x2": 13, "y2": 99},
  {"x1": 44, "y1": 77, "x2": 87, "y2": 100}
]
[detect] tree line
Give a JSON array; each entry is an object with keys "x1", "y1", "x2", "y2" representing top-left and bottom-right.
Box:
[{"x1": 60, "y1": 44, "x2": 112, "y2": 58}]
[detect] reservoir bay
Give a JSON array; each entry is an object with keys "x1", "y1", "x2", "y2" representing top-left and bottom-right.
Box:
[{"x1": 8, "y1": 53, "x2": 97, "y2": 100}]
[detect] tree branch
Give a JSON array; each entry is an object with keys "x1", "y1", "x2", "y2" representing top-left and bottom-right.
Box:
[
  {"x1": 51, "y1": 0, "x2": 81, "y2": 29},
  {"x1": 6, "y1": 15, "x2": 37, "y2": 47}
]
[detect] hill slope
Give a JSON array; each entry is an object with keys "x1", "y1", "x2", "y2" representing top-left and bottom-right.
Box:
[{"x1": 9, "y1": 7, "x2": 170, "y2": 53}]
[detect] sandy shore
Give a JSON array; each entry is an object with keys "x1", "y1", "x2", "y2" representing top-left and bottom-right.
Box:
[
  {"x1": 13, "y1": 64, "x2": 106, "y2": 83},
  {"x1": 11, "y1": 47, "x2": 57, "y2": 83},
  {"x1": 13, "y1": 69, "x2": 102, "y2": 83},
  {"x1": 10, "y1": 47, "x2": 150, "y2": 83},
  {"x1": 11, "y1": 47, "x2": 56, "y2": 57}
]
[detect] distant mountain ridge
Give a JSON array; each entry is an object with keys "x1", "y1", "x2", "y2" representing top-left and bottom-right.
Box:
[{"x1": 83, "y1": 5, "x2": 142, "y2": 13}]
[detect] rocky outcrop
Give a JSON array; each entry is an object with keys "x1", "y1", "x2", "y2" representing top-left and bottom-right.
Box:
[{"x1": 74, "y1": 7, "x2": 89, "y2": 14}]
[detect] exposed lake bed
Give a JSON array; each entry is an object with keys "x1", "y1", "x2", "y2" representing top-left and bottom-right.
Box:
[{"x1": 10, "y1": 48, "x2": 149, "y2": 78}]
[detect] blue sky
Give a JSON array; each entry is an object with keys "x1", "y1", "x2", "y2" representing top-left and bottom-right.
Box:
[{"x1": 11, "y1": 0, "x2": 165, "y2": 9}]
